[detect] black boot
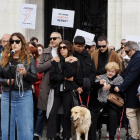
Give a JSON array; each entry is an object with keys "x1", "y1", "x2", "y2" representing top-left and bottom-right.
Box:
[{"x1": 33, "y1": 136, "x2": 39, "y2": 140}]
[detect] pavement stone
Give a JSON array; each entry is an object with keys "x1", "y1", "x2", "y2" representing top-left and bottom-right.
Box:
[{"x1": 39, "y1": 125, "x2": 131, "y2": 140}]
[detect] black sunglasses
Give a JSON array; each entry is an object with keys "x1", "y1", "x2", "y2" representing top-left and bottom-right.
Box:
[
  {"x1": 59, "y1": 46, "x2": 67, "y2": 50},
  {"x1": 10, "y1": 40, "x2": 21, "y2": 44},
  {"x1": 85, "y1": 46, "x2": 91, "y2": 50},
  {"x1": 98, "y1": 45, "x2": 106, "y2": 48},
  {"x1": 121, "y1": 47, "x2": 124, "y2": 49},
  {"x1": 50, "y1": 37, "x2": 59, "y2": 41},
  {"x1": 125, "y1": 50, "x2": 130, "y2": 54}
]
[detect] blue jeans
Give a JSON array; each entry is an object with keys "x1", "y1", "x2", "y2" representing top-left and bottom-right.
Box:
[
  {"x1": 1, "y1": 90, "x2": 33, "y2": 140},
  {"x1": 34, "y1": 109, "x2": 46, "y2": 136}
]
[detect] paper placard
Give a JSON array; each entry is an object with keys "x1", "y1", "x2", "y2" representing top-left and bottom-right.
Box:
[
  {"x1": 126, "y1": 35, "x2": 140, "y2": 48},
  {"x1": 73, "y1": 29, "x2": 95, "y2": 44},
  {"x1": 51, "y1": 8, "x2": 75, "y2": 28},
  {"x1": 19, "y1": 3, "x2": 37, "y2": 29}
]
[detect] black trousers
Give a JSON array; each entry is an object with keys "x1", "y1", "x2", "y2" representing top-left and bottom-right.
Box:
[
  {"x1": 89, "y1": 107, "x2": 118, "y2": 140},
  {"x1": 47, "y1": 90, "x2": 72, "y2": 138}
]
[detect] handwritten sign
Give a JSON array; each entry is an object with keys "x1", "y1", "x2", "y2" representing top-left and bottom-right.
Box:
[
  {"x1": 73, "y1": 29, "x2": 95, "y2": 44},
  {"x1": 19, "y1": 3, "x2": 37, "y2": 29},
  {"x1": 51, "y1": 8, "x2": 75, "y2": 28},
  {"x1": 126, "y1": 35, "x2": 140, "y2": 48}
]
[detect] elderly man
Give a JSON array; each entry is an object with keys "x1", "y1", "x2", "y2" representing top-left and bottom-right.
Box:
[
  {"x1": 33, "y1": 32, "x2": 62, "y2": 140},
  {"x1": 0, "y1": 34, "x2": 11, "y2": 56},
  {"x1": 85, "y1": 40, "x2": 96, "y2": 54},
  {"x1": 115, "y1": 41, "x2": 140, "y2": 140}
]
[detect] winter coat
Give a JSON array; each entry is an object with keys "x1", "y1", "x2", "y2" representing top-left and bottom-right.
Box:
[
  {"x1": 37, "y1": 47, "x2": 53, "y2": 111},
  {"x1": 91, "y1": 48, "x2": 121, "y2": 72},
  {"x1": 0, "y1": 57, "x2": 37, "y2": 91},
  {"x1": 119, "y1": 51, "x2": 140, "y2": 108}
]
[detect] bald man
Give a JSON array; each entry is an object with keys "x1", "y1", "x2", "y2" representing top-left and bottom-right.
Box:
[{"x1": 1, "y1": 34, "x2": 11, "y2": 48}]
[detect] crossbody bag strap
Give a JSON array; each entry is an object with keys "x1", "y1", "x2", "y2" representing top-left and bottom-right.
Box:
[{"x1": 106, "y1": 49, "x2": 112, "y2": 65}]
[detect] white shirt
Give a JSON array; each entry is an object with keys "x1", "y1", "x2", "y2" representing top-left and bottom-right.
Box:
[{"x1": 51, "y1": 47, "x2": 58, "y2": 58}]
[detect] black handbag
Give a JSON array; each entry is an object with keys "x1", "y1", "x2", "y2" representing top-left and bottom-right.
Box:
[{"x1": 71, "y1": 90, "x2": 79, "y2": 107}]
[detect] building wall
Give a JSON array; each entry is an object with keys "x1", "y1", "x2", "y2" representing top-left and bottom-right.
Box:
[
  {"x1": 108, "y1": 0, "x2": 140, "y2": 51},
  {"x1": 0, "y1": 0, "x2": 44, "y2": 45}
]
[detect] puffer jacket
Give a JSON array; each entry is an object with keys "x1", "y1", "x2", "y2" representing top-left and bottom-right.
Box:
[{"x1": 0, "y1": 57, "x2": 37, "y2": 91}]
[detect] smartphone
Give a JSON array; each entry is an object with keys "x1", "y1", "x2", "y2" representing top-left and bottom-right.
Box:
[{"x1": 17, "y1": 64, "x2": 24, "y2": 69}]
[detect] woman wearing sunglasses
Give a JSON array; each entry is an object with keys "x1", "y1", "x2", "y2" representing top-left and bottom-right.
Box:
[
  {"x1": 47, "y1": 40, "x2": 78, "y2": 140},
  {"x1": 0, "y1": 32, "x2": 37, "y2": 140}
]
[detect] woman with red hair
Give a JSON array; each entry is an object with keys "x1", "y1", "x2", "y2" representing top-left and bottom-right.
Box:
[{"x1": 28, "y1": 46, "x2": 43, "y2": 100}]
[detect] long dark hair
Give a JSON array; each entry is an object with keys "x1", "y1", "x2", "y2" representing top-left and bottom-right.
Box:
[{"x1": 57, "y1": 40, "x2": 74, "y2": 57}]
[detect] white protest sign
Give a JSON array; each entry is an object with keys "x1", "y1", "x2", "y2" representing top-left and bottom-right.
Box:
[
  {"x1": 19, "y1": 3, "x2": 37, "y2": 29},
  {"x1": 126, "y1": 35, "x2": 140, "y2": 48},
  {"x1": 73, "y1": 29, "x2": 95, "y2": 44},
  {"x1": 51, "y1": 8, "x2": 75, "y2": 28}
]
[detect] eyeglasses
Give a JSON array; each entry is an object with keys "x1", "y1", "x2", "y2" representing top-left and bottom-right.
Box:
[
  {"x1": 85, "y1": 46, "x2": 91, "y2": 50},
  {"x1": 10, "y1": 40, "x2": 21, "y2": 44},
  {"x1": 98, "y1": 45, "x2": 106, "y2": 48},
  {"x1": 59, "y1": 46, "x2": 67, "y2": 50},
  {"x1": 50, "y1": 37, "x2": 59, "y2": 41},
  {"x1": 121, "y1": 47, "x2": 124, "y2": 49},
  {"x1": 125, "y1": 50, "x2": 130, "y2": 54}
]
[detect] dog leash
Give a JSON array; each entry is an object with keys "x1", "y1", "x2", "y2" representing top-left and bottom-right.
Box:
[{"x1": 78, "y1": 93, "x2": 90, "y2": 108}]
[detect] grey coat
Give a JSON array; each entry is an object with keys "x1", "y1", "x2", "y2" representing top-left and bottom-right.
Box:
[
  {"x1": 95, "y1": 74, "x2": 123, "y2": 103},
  {"x1": 37, "y1": 47, "x2": 52, "y2": 110}
]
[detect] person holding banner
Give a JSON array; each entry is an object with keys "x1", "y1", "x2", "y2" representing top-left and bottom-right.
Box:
[{"x1": 0, "y1": 32, "x2": 37, "y2": 140}]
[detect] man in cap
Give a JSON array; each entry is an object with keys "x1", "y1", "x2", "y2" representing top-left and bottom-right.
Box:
[{"x1": 85, "y1": 40, "x2": 96, "y2": 54}]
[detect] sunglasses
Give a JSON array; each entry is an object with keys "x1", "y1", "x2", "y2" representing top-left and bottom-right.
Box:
[
  {"x1": 85, "y1": 46, "x2": 91, "y2": 50},
  {"x1": 125, "y1": 50, "x2": 130, "y2": 54},
  {"x1": 121, "y1": 47, "x2": 124, "y2": 49},
  {"x1": 98, "y1": 45, "x2": 106, "y2": 48},
  {"x1": 59, "y1": 46, "x2": 67, "y2": 50},
  {"x1": 10, "y1": 40, "x2": 21, "y2": 44},
  {"x1": 50, "y1": 37, "x2": 59, "y2": 41}
]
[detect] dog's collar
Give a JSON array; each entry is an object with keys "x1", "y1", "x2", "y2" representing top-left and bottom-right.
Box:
[{"x1": 75, "y1": 125, "x2": 78, "y2": 129}]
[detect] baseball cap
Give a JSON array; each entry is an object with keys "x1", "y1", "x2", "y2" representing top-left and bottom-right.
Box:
[{"x1": 86, "y1": 40, "x2": 96, "y2": 46}]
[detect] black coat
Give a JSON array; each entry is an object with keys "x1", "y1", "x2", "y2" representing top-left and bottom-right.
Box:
[
  {"x1": 50, "y1": 60, "x2": 79, "y2": 95},
  {"x1": 73, "y1": 50, "x2": 96, "y2": 87},
  {"x1": 0, "y1": 57, "x2": 37, "y2": 91},
  {"x1": 119, "y1": 51, "x2": 140, "y2": 108}
]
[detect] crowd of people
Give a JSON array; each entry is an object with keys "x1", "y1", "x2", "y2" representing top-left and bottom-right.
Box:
[{"x1": 0, "y1": 31, "x2": 139, "y2": 140}]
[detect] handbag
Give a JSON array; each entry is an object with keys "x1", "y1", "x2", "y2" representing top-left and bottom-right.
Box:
[
  {"x1": 108, "y1": 93, "x2": 124, "y2": 107},
  {"x1": 71, "y1": 90, "x2": 79, "y2": 107}
]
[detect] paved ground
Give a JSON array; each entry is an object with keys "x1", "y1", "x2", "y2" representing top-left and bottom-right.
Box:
[{"x1": 39, "y1": 125, "x2": 131, "y2": 140}]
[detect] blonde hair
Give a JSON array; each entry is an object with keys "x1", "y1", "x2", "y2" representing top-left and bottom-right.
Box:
[{"x1": 105, "y1": 62, "x2": 120, "y2": 74}]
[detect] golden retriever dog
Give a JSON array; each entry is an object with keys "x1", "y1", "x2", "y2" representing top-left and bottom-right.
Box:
[{"x1": 71, "y1": 106, "x2": 91, "y2": 140}]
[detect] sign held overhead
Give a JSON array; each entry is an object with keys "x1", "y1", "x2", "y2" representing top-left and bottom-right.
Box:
[
  {"x1": 51, "y1": 8, "x2": 75, "y2": 28},
  {"x1": 19, "y1": 3, "x2": 37, "y2": 29}
]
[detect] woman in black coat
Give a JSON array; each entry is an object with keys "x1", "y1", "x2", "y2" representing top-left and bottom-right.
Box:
[{"x1": 47, "y1": 40, "x2": 78, "y2": 140}]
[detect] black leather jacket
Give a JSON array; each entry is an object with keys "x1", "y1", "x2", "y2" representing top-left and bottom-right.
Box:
[{"x1": 0, "y1": 57, "x2": 37, "y2": 92}]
